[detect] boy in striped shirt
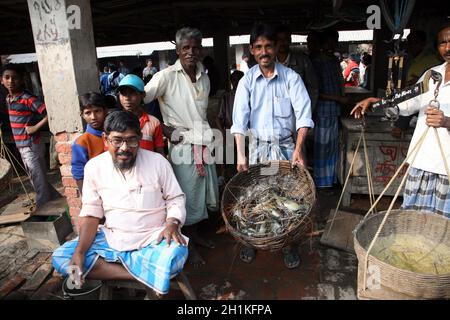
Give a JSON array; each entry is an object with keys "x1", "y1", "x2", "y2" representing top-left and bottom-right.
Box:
[{"x1": 1, "y1": 64, "x2": 61, "y2": 208}]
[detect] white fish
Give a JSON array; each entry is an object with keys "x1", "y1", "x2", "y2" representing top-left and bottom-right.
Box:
[{"x1": 274, "y1": 195, "x2": 301, "y2": 211}]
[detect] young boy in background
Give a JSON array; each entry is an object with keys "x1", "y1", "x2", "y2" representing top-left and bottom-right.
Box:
[
  {"x1": 71, "y1": 92, "x2": 108, "y2": 193},
  {"x1": 118, "y1": 75, "x2": 165, "y2": 156},
  {"x1": 1, "y1": 63, "x2": 61, "y2": 208}
]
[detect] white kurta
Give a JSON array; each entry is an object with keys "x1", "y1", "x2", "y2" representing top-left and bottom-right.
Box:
[
  {"x1": 80, "y1": 149, "x2": 187, "y2": 251},
  {"x1": 397, "y1": 62, "x2": 450, "y2": 176}
]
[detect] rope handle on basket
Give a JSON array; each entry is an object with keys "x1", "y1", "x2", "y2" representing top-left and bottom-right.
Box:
[
  {"x1": 325, "y1": 127, "x2": 377, "y2": 239},
  {"x1": 359, "y1": 127, "x2": 429, "y2": 224},
  {"x1": 0, "y1": 135, "x2": 34, "y2": 204},
  {"x1": 362, "y1": 131, "x2": 377, "y2": 211},
  {"x1": 362, "y1": 72, "x2": 450, "y2": 291},
  {"x1": 428, "y1": 96, "x2": 450, "y2": 180},
  {"x1": 361, "y1": 126, "x2": 428, "y2": 291}
]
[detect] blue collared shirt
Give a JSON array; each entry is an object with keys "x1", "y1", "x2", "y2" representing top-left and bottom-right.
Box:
[{"x1": 230, "y1": 62, "x2": 313, "y2": 142}]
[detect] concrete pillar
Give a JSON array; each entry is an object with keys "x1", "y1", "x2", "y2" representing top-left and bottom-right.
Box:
[
  {"x1": 27, "y1": 0, "x2": 99, "y2": 233},
  {"x1": 213, "y1": 31, "x2": 230, "y2": 91},
  {"x1": 372, "y1": 21, "x2": 392, "y2": 96}
]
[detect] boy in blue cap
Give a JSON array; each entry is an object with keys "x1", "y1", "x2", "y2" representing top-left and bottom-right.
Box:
[{"x1": 118, "y1": 75, "x2": 165, "y2": 156}]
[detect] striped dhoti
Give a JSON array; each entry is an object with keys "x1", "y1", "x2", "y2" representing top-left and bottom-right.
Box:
[
  {"x1": 52, "y1": 230, "x2": 188, "y2": 294},
  {"x1": 402, "y1": 167, "x2": 450, "y2": 218}
]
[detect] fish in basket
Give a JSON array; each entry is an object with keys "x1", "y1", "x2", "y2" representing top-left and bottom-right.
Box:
[
  {"x1": 221, "y1": 161, "x2": 316, "y2": 251},
  {"x1": 354, "y1": 209, "x2": 450, "y2": 299}
]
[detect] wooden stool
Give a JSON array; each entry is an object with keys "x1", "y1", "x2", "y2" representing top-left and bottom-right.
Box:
[{"x1": 99, "y1": 271, "x2": 197, "y2": 300}]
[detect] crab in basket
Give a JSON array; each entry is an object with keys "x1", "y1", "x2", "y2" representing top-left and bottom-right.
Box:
[{"x1": 230, "y1": 185, "x2": 312, "y2": 238}]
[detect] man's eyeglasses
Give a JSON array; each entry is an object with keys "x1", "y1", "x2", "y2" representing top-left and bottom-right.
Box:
[{"x1": 107, "y1": 137, "x2": 140, "y2": 148}]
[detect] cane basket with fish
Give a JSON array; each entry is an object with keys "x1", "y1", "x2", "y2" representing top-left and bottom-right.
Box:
[
  {"x1": 354, "y1": 209, "x2": 450, "y2": 299},
  {"x1": 221, "y1": 160, "x2": 316, "y2": 251}
]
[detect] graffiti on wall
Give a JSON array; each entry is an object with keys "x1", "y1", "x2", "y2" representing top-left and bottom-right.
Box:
[
  {"x1": 29, "y1": 0, "x2": 69, "y2": 44},
  {"x1": 374, "y1": 145, "x2": 409, "y2": 185}
]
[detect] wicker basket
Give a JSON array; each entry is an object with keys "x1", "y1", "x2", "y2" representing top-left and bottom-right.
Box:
[
  {"x1": 354, "y1": 209, "x2": 450, "y2": 299},
  {"x1": 221, "y1": 160, "x2": 316, "y2": 251},
  {"x1": 0, "y1": 158, "x2": 12, "y2": 192}
]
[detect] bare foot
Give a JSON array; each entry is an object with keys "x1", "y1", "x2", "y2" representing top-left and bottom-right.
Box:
[
  {"x1": 188, "y1": 243, "x2": 206, "y2": 268},
  {"x1": 239, "y1": 246, "x2": 256, "y2": 263},
  {"x1": 282, "y1": 246, "x2": 301, "y2": 269}
]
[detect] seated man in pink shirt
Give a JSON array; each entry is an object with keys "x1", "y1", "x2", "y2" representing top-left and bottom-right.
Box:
[{"x1": 52, "y1": 110, "x2": 188, "y2": 296}]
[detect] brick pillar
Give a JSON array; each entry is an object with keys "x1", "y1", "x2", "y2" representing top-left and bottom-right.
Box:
[
  {"x1": 26, "y1": 0, "x2": 98, "y2": 233},
  {"x1": 55, "y1": 131, "x2": 82, "y2": 234}
]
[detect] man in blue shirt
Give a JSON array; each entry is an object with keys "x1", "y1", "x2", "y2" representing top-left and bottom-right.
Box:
[
  {"x1": 99, "y1": 64, "x2": 112, "y2": 94},
  {"x1": 230, "y1": 24, "x2": 314, "y2": 269}
]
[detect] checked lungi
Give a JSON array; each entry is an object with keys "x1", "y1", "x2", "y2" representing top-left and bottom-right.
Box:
[
  {"x1": 402, "y1": 167, "x2": 450, "y2": 218},
  {"x1": 52, "y1": 230, "x2": 188, "y2": 294},
  {"x1": 248, "y1": 136, "x2": 295, "y2": 165},
  {"x1": 313, "y1": 116, "x2": 339, "y2": 187}
]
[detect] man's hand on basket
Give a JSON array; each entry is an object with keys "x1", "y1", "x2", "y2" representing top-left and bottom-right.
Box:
[
  {"x1": 292, "y1": 149, "x2": 307, "y2": 169},
  {"x1": 237, "y1": 154, "x2": 248, "y2": 172}
]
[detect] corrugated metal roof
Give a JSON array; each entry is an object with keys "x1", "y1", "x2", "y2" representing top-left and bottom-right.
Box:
[
  {"x1": 6, "y1": 30, "x2": 409, "y2": 63},
  {"x1": 231, "y1": 30, "x2": 381, "y2": 45},
  {"x1": 4, "y1": 53, "x2": 37, "y2": 64},
  {"x1": 5, "y1": 38, "x2": 215, "y2": 64},
  {"x1": 230, "y1": 29, "x2": 410, "y2": 44}
]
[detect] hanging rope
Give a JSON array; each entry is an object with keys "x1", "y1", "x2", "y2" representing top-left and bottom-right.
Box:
[
  {"x1": 0, "y1": 134, "x2": 34, "y2": 204},
  {"x1": 325, "y1": 124, "x2": 377, "y2": 239},
  {"x1": 362, "y1": 133, "x2": 376, "y2": 211},
  {"x1": 360, "y1": 123, "x2": 429, "y2": 220},
  {"x1": 362, "y1": 126, "x2": 427, "y2": 291}
]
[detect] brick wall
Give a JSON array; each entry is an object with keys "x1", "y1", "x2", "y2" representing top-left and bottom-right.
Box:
[{"x1": 55, "y1": 131, "x2": 82, "y2": 234}]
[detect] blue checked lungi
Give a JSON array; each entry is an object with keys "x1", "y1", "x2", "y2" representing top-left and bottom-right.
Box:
[
  {"x1": 248, "y1": 136, "x2": 295, "y2": 165},
  {"x1": 313, "y1": 116, "x2": 339, "y2": 187},
  {"x1": 401, "y1": 167, "x2": 450, "y2": 218},
  {"x1": 52, "y1": 230, "x2": 188, "y2": 294}
]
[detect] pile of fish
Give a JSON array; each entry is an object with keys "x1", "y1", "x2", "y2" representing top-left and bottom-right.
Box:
[
  {"x1": 229, "y1": 174, "x2": 312, "y2": 238},
  {"x1": 371, "y1": 234, "x2": 450, "y2": 275}
]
